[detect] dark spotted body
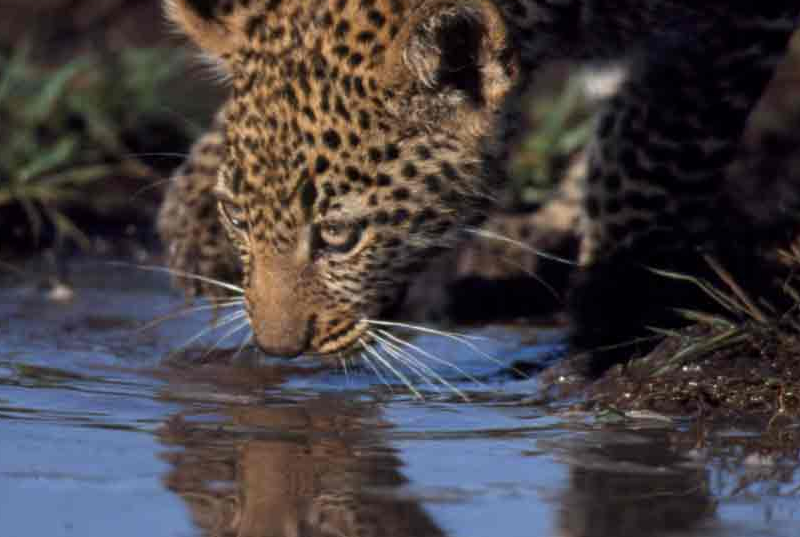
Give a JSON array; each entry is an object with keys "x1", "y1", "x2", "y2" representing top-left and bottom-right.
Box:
[{"x1": 159, "y1": 0, "x2": 800, "y2": 359}]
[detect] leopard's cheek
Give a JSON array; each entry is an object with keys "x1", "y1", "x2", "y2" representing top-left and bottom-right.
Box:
[
  {"x1": 303, "y1": 243, "x2": 398, "y2": 354},
  {"x1": 305, "y1": 269, "x2": 372, "y2": 356}
]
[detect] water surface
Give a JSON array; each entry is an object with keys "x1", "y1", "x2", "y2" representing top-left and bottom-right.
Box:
[{"x1": 1, "y1": 261, "x2": 798, "y2": 536}]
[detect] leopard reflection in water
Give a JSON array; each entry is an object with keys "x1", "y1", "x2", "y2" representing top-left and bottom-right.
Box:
[{"x1": 157, "y1": 394, "x2": 713, "y2": 537}]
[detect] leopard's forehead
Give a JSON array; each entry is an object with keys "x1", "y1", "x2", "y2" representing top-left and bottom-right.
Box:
[{"x1": 218, "y1": 1, "x2": 409, "y2": 197}]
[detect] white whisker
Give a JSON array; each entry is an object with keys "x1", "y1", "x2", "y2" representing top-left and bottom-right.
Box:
[
  {"x1": 372, "y1": 331, "x2": 473, "y2": 401},
  {"x1": 465, "y1": 228, "x2": 567, "y2": 302},
  {"x1": 365, "y1": 319, "x2": 521, "y2": 376},
  {"x1": 232, "y1": 330, "x2": 254, "y2": 362},
  {"x1": 358, "y1": 348, "x2": 394, "y2": 393},
  {"x1": 169, "y1": 310, "x2": 248, "y2": 359},
  {"x1": 136, "y1": 300, "x2": 245, "y2": 334},
  {"x1": 130, "y1": 178, "x2": 177, "y2": 201},
  {"x1": 359, "y1": 339, "x2": 423, "y2": 400},
  {"x1": 498, "y1": 258, "x2": 564, "y2": 302},
  {"x1": 372, "y1": 332, "x2": 439, "y2": 393},
  {"x1": 362, "y1": 319, "x2": 489, "y2": 342},
  {"x1": 203, "y1": 318, "x2": 251, "y2": 359},
  {"x1": 106, "y1": 262, "x2": 244, "y2": 294},
  {"x1": 464, "y1": 227, "x2": 577, "y2": 266},
  {"x1": 339, "y1": 352, "x2": 351, "y2": 386},
  {"x1": 377, "y1": 328, "x2": 485, "y2": 388},
  {"x1": 204, "y1": 296, "x2": 247, "y2": 303}
]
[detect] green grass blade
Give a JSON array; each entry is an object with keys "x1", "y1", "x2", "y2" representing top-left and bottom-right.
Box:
[
  {"x1": 17, "y1": 136, "x2": 79, "y2": 182},
  {"x1": 26, "y1": 58, "x2": 91, "y2": 121}
]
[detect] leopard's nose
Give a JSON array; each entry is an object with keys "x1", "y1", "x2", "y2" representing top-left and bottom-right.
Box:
[
  {"x1": 252, "y1": 315, "x2": 316, "y2": 359},
  {"x1": 248, "y1": 253, "x2": 318, "y2": 358}
]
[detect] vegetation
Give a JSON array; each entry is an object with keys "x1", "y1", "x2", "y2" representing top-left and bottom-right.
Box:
[
  {"x1": 509, "y1": 72, "x2": 596, "y2": 208},
  {"x1": 0, "y1": 42, "x2": 215, "y2": 250}
]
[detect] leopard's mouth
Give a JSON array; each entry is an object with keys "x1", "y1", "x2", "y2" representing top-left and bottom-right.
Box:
[
  {"x1": 310, "y1": 282, "x2": 411, "y2": 355},
  {"x1": 312, "y1": 319, "x2": 370, "y2": 358}
]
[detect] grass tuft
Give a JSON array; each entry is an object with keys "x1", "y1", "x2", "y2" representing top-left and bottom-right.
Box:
[{"x1": 0, "y1": 42, "x2": 212, "y2": 249}]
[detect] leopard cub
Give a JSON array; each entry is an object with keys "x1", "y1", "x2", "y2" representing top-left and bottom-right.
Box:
[{"x1": 159, "y1": 0, "x2": 799, "y2": 362}]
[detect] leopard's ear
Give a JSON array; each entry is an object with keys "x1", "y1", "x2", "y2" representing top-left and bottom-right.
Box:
[
  {"x1": 388, "y1": 0, "x2": 519, "y2": 109},
  {"x1": 165, "y1": 0, "x2": 251, "y2": 60}
]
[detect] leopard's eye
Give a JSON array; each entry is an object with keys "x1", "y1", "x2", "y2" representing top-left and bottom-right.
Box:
[
  {"x1": 218, "y1": 200, "x2": 247, "y2": 231},
  {"x1": 313, "y1": 220, "x2": 364, "y2": 254}
]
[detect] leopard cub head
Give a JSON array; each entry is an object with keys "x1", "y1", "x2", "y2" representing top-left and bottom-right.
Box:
[{"x1": 167, "y1": 0, "x2": 521, "y2": 358}]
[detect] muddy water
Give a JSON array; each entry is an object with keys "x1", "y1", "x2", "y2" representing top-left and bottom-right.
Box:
[{"x1": 1, "y1": 261, "x2": 798, "y2": 537}]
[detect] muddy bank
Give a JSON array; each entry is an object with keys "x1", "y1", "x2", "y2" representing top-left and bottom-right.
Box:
[{"x1": 580, "y1": 321, "x2": 800, "y2": 421}]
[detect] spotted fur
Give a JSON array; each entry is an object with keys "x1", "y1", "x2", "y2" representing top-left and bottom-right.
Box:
[{"x1": 158, "y1": 0, "x2": 800, "y2": 358}]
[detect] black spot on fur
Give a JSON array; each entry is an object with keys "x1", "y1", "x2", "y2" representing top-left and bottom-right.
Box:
[
  {"x1": 358, "y1": 110, "x2": 372, "y2": 130},
  {"x1": 246, "y1": 15, "x2": 266, "y2": 37},
  {"x1": 392, "y1": 188, "x2": 410, "y2": 201},
  {"x1": 367, "y1": 10, "x2": 386, "y2": 28},
  {"x1": 186, "y1": 0, "x2": 220, "y2": 19},
  {"x1": 300, "y1": 180, "x2": 318, "y2": 213},
  {"x1": 219, "y1": 1, "x2": 234, "y2": 16},
  {"x1": 424, "y1": 174, "x2": 441, "y2": 192},
  {"x1": 356, "y1": 30, "x2": 376, "y2": 43},
  {"x1": 345, "y1": 166, "x2": 361, "y2": 182},
  {"x1": 385, "y1": 144, "x2": 400, "y2": 161},
  {"x1": 440, "y1": 161, "x2": 460, "y2": 182},
  {"x1": 392, "y1": 208, "x2": 409, "y2": 225},
  {"x1": 368, "y1": 147, "x2": 382, "y2": 163},
  {"x1": 315, "y1": 155, "x2": 330, "y2": 174},
  {"x1": 374, "y1": 210, "x2": 389, "y2": 225},
  {"x1": 335, "y1": 97, "x2": 352, "y2": 122},
  {"x1": 401, "y1": 162, "x2": 417, "y2": 178},
  {"x1": 282, "y1": 84, "x2": 298, "y2": 107},
  {"x1": 349, "y1": 53, "x2": 364, "y2": 67},
  {"x1": 335, "y1": 20, "x2": 350, "y2": 39},
  {"x1": 353, "y1": 77, "x2": 367, "y2": 97},
  {"x1": 322, "y1": 130, "x2": 342, "y2": 150},
  {"x1": 333, "y1": 45, "x2": 350, "y2": 58}
]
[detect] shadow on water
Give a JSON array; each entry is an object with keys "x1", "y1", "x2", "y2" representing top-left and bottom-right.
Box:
[{"x1": 1, "y1": 260, "x2": 799, "y2": 536}]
